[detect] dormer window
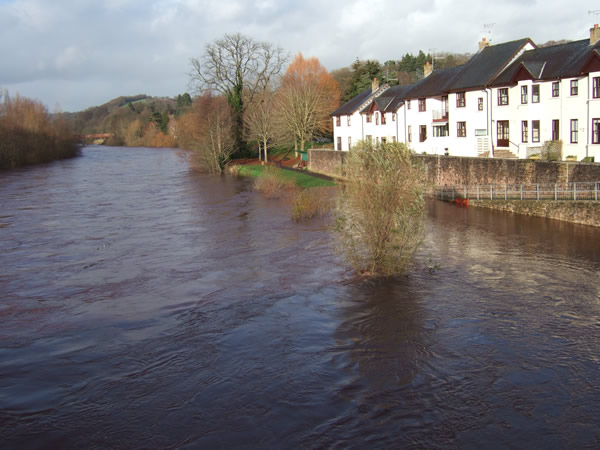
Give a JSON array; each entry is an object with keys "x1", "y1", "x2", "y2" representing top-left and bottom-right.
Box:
[
  {"x1": 521, "y1": 86, "x2": 528, "y2": 104},
  {"x1": 552, "y1": 82, "x2": 560, "y2": 97},
  {"x1": 498, "y1": 88, "x2": 509, "y2": 106},
  {"x1": 532, "y1": 85, "x2": 540, "y2": 103}
]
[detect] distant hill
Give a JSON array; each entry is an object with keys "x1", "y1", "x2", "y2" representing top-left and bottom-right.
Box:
[{"x1": 64, "y1": 94, "x2": 179, "y2": 136}]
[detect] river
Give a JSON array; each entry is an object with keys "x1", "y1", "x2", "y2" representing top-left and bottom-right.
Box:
[{"x1": 1, "y1": 146, "x2": 599, "y2": 448}]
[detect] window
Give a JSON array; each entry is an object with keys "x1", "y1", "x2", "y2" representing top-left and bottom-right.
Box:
[
  {"x1": 419, "y1": 125, "x2": 427, "y2": 142},
  {"x1": 336, "y1": 116, "x2": 341, "y2": 127},
  {"x1": 521, "y1": 121, "x2": 528, "y2": 143},
  {"x1": 418, "y1": 98, "x2": 426, "y2": 112},
  {"x1": 521, "y1": 85, "x2": 528, "y2": 104},
  {"x1": 532, "y1": 85, "x2": 540, "y2": 103},
  {"x1": 392, "y1": 136, "x2": 397, "y2": 143},
  {"x1": 433, "y1": 124, "x2": 449, "y2": 137},
  {"x1": 407, "y1": 100, "x2": 411, "y2": 110},
  {"x1": 366, "y1": 114, "x2": 372, "y2": 123},
  {"x1": 593, "y1": 119, "x2": 600, "y2": 144},
  {"x1": 376, "y1": 137, "x2": 380, "y2": 145},
  {"x1": 407, "y1": 126, "x2": 412, "y2": 142},
  {"x1": 347, "y1": 115, "x2": 351, "y2": 126},
  {"x1": 594, "y1": 77, "x2": 600, "y2": 98},
  {"x1": 381, "y1": 137, "x2": 387, "y2": 144},
  {"x1": 336, "y1": 136, "x2": 341, "y2": 150},
  {"x1": 497, "y1": 120, "x2": 509, "y2": 147},
  {"x1": 498, "y1": 88, "x2": 509, "y2": 106},
  {"x1": 570, "y1": 80, "x2": 578, "y2": 96},
  {"x1": 457, "y1": 121, "x2": 466, "y2": 137},
  {"x1": 348, "y1": 137, "x2": 352, "y2": 149},
  {"x1": 366, "y1": 135, "x2": 372, "y2": 143},
  {"x1": 532, "y1": 120, "x2": 540, "y2": 143},
  {"x1": 456, "y1": 92, "x2": 466, "y2": 108},
  {"x1": 478, "y1": 97, "x2": 484, "y2": 111},
  {"x1": 552, "y1": 82, "x2": 560, "y2": 97},
  {"x1": 552, "y1": 119, "x2": 559, "y2": 140},
  {"x1": 570, "y1": 119, "x2": 578, "y2": 144},
  {"x1": 381, "y1": 113, "x2": 386, "y2": 125},
  {"x1": 392, "y1": 113, "x2": 396, "y2": 122},
  {"x1": 375, "y1": 113, "x2": 379, "y2": 125}
]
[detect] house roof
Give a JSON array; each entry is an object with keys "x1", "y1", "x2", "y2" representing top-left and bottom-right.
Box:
[
  {"x1": 403, "y1": 66, "x2": 463, "y2": 99},
  {"x1": 330, "y1": 88, "x2": 373, "y2": 116},
  {"x1": 445, "y1": 38, "x2": 534, "y2": 91},
  {"x1": 359, "y1": 85, "x2": 413, "y2": 114},
  {"x1": 491, "y1": 39, "x2": 600, "y2": 85}
]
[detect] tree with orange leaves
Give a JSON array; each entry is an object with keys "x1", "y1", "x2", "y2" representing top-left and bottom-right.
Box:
[{"x1": 277, "y1": 53, "x2": 341, "y2": 152}]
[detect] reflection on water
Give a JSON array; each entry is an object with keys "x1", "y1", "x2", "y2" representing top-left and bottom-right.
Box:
[{"x1": 1, "y1": 146, "x2": 599, "y2": 448}]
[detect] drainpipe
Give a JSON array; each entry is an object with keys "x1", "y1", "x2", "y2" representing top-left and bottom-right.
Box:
[
  {"x1": 361, "y1": 113, "x2": 364, "y2": 141},
  {"x1": 587, "y1": 76, "x2": 590, "y2": 159},
  {"x1": 404, "y1": 104, "x2": 408, "y2": 145},
  {"x1": 487, "y1": 87, "x2": 494, "y2": 157}
]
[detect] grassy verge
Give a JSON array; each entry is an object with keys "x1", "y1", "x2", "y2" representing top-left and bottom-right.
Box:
[{"x1": 237, "y1": 165, "x2": 336, "y2": 188}]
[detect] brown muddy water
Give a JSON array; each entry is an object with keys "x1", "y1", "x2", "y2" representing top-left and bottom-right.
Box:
[{"x1": 1, "y1": 146, "x2": 600, "y2": 448}]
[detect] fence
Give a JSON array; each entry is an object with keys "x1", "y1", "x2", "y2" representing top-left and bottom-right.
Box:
[{"x1": 433, "y1": 182, "x2": 600, "y2": 201}]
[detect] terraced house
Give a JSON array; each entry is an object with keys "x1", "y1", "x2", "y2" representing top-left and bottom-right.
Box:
[{"x1": 331, "y1": 26, "x2": 600, "y2": 161}]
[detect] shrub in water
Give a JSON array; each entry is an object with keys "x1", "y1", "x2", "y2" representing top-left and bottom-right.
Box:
[
  {"x1": 334, "y1": 141, "x2": 426, "y2": 277},
  {"x1": 291, "y1": 187, "x2": 334, "y2": 221},
  {"x1": 254, "y1": 165, "x2": 296, "y2": 198}
]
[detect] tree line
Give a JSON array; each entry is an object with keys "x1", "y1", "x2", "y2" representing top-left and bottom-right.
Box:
[
  {"x1": 185, "y1": 33, "x2": 340, "y2": 172},
  {"x1": 0, "y1": 90, "x2": 79, "y2": 169},
  {"x1": 332, "y1": 50, "x2": 471, "y2": 102}
]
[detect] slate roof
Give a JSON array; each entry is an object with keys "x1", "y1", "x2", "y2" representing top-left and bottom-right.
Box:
[
  {"x1": 491, "y1": 39, "x2": 600, "y2": 86},
  {"x1": 403, "y1": 66, "x2": 463, "y2": 99},
  {"x1": 445, "y1": 38, "x2": 534, "y2": 91},
  {"x1": 359, "y1": 85, "x2": 413, "y2": 114},
  {"x1": 330, "y1": 88, "x2": 373, "y2": 116}
]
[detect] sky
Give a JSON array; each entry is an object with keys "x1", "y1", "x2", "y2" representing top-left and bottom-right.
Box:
[{"x1": 0, "y1": 0, "x2": 596, "y2": 112}]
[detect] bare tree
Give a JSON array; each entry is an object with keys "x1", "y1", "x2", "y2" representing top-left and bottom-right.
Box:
[
  {"x1": 189, "y1": 33, "x2": 287, "y2": 156},
  {"x1": 245, "y1": 89, "x2": 280, "y2": 163},
  {"x1": 178, "y1": 94, "x2": 236, "y2": 173},
  {"x1": 276, "y1": 53, "x2": 341, "y2": 152}
]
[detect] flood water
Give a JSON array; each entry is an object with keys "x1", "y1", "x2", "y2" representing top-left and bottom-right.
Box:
[{"x1": 1, "y1": 146, "x2": 600, "y2": 448}]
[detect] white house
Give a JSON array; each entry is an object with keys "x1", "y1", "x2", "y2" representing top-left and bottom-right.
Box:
[{"x1": 331, "y1": 26, "x2": 600, "y2": 161}]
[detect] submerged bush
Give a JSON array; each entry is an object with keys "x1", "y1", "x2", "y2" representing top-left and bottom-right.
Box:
[
  {"x1": 291, "y1": 187, "x2": 334, "y2": 221},
  {"x1": 334, "y1": 141, "x2": 426, "y2": 277},
  {"x1": 253, "y1": 165, "x2": 296, "y2": 198}
]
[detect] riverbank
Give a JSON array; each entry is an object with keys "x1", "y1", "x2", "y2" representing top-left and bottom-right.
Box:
[{"x1": 0, "y1": 94, "x2": 80, "y2": 170}]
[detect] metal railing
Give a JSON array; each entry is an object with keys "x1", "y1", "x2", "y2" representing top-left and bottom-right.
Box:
[{"x1": 432, "y1": 182, "x2": 600, "y2": 201}]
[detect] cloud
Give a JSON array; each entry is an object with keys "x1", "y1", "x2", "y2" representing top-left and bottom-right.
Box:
[{"x1": 0, "y1": 0, "x2": 595, "y2": 111}]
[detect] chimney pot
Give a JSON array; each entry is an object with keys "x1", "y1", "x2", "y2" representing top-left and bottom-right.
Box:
[
  {"x1": 478, "y1": 38, "x2": 491, "y2": 51},
  {"x1": 371, "y1": 77, "x2": 379, "y2": 92},
  {"x1": 591, "y1": 24, "x2": 600, "y2": 45}
]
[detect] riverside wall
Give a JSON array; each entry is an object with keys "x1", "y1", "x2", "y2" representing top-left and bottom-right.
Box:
[
  {"x1": 308, "y1": 149, "x2": 600, "y2": 185},
  {"x1": 307, "y1": 149, "x2": 600, "y2": 227},
  {"x1": 469, "y1": 200, "x2": 600, "y2": 227}
]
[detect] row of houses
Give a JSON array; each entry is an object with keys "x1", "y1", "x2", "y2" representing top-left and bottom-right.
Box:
[{"x1": 331, "y1": 26, "x2": 600, "y2": 161}]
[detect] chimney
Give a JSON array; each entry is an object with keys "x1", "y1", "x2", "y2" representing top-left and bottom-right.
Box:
[
  {"x1": 371, "y1": 77, "x2": 379, "y2": 92},
  {"x1": 591, "y1": 24, "x2": 600, "y2": 45},
  {"x1": 424, "y1": 61, "x2": 433, "y2": 78},
  {"x1": 479, "y1": 37, "x2": 490, "y2": 51}
]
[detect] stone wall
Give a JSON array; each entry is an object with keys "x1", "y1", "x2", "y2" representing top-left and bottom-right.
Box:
[
  {"x1": 470, "y1": 200, "x2": 600, "y2": 227},
  {"x1": 416, "y1": 155, "x2": 600, "y2": 185},
  {"x1": 307, "y1": 149, "x2": 600, "y2": 185},
  {"x1": 308, "y1": 149, "x2": 346, "y2": 177}
]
